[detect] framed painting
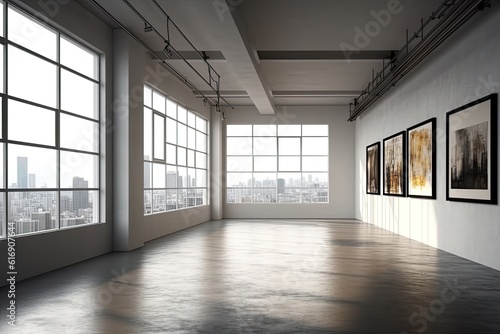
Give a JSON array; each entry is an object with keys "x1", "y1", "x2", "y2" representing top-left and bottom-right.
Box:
[
  {"x1": 407, "y1": 118, "x2": 436, "y2": 199},
  {"x1": 383, "y1": 131, "x2": 406, "y2": 196},
  {"x1": 366, "y1": 142, "x2": 380, "y2": 194},
  {"x1": 446, "y1": 94, "x2": 497, "y2": 204}
]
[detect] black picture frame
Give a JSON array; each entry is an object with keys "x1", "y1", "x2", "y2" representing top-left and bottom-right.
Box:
[
  {"x1": 366, "y1": 142, "x2": 380, "y2": 195},
  {"x1": 383, "y1": 131, "x2": 406, "y2": 197},
  {"x1": 446, "y1": 94, "x2": 497, "y2": 204},
  {"x1": 407, "y1": 118, "x2": 436, "y2": 199}
]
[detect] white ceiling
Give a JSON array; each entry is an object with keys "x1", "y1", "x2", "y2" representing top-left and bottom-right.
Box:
[{"x1": 78, "y1": 0, "x2": 439, "y2": 114}]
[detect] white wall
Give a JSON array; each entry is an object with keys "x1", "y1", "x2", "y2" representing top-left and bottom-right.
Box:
[
  {"x1": 222, "y1": 105, "x2": 355, "y2": 219},
  {"x1": 355, "y1": 4, "x2": 500, "y2": 271}
]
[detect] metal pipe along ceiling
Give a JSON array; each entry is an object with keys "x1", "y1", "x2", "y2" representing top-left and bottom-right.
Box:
[{"x1": 348, "y1": 0, "x2": 491, "y2": 122}]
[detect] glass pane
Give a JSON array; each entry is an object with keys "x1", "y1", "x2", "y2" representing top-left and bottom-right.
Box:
[
  {"x1": 187, "y1": 149, "x2": 195, "y2": 167},
  {"x1": 0, "y1": 3, "x2": 3, "y2": 37},
  {"x1": 253, "y1": 137, "x2": 277, "y2": 155},
  {"x1": 8, "y1": 99, "x2": 55, "y2": 146},
  {"x1": 278, "y1": 173, "x2": 302, "y2": 187},
  {"x1": 227, "y1": 188, "x2": 251, "y2": 203},
  {"x1": 227, "y1": 156, "x2": 252, "y2": 172},
  {"x1": 196, "y1": 116, "x2": 207, "y2": 133},
  {"x1": 152, "y1": 163, "x2": 165, "y2": 188},
  {"x1": 254, "y1": 156, "x2": 277, "y2": 172},
  {"x1": 253, "y1": 173, "x2": 276, "y2": 187},
  {"x1": 278, "y1": 124, "x2": 301, "y2": 136},
  {"x1": 278, "y1": 188, "x2": 301, "y2": 203},
  {"x1": 302, "y1": 157, "x2": 328, "y2": 172},
  {"x1": 188, "y1": 111, "x2": 196, "y2": 127},
  {"x1": 144, "y1": 108, "x2": 152, "y2": 160},
  {"x1": 196, "y1": 132, "x2": 207, "y2": 153},
  {"x1": 166, "y1": 144, "x2": 176, "y2": 165},
  {"x1": 60, "y1": 151, "x2": 98, "y2": 188},
  {"x1": 60, "y1": 114, "x2": 98, "y2": 153},
  {"x1": 8, "y1": 144, "x2": 57, "y2": 188},
  {"x1": 166, "y1": 189, "x2": 177, "y2": 210},
  {"x1": 166, "y1": 165, "x2": 177, "y2": 188},
  {"x1": 60, "y1": 190, "x2": 99, "y2": 223},
  {"x1": 153, "y1": 114, "x2": 165, "y2": 160},
  {"x1": 178, "y1": 106, "x2": 187, "y2": 124},
  {"x1": 253, "y1": 124, "x2": 276, "y2": 136},
  {"x1": 8, "y1": 191, "x2": 58, "y2": 235},
  {"x1": 0, "y1": 193, "x2": 3, "y2": 238},
  {"x1": 152, "y1": 190, "x2": 166, "y2": 213},
  {"x1": 253, "y1": 188, "x2": 276, "y2": 203},
  {"x1": 60, "y1": 36, "x2": 98, "y2": 80},
  {"x1": 177, "y1": 189, "x2": 187, "y2": 209},
  {"x1": 303, "y1": 173, "x2": 328, "y2": 187},
  {"x1": 166, "y1": 99, "x2": 176, "y2": 118},
  {"x1": 144, "y1": 162, "x2": 152, "y2": 188},
  {"x1": 144, "y1": 86, "x2": 152, "y2": 108},
  {"x1": 178, "y1": 167, "x2": 188, "y2": 188},
  {"x1": 166, "y1": 118, "x2": 177, "y2": 144},
  {"x1": 187, "y1": 128, "x2": 196, "y2": 150},
  {"x1": 188, "y1": 168, "x2": 196, "y2": 187},
  {"x1": 196, "y1": 169, "x2": 207, "y2": 187},
  {"x1": 279, "y1": 138, "x2": 300, "y2": 155},
  {"x1": 227, "y1": 173, "x2": 252, "y2": 187},
  {"x1": 0, "y1": 48, "x2": 3, "y2": 93},
  {"x1": 152, "y1": 90, "x2": 165, "y2": 114},
  {"x1": 196, "y1": 152, "x2": 207, "y2": 169},
  {"x1": 0, "y1": 145, "x2": 3, "y2": 188},
  {"x1": 227, "y1": 125, "x2": 251, "y2": 136},
  {"x1": 177, "y1": 147, "x2": 186, "y2": 166},
  {"x1": 178, "y1": 124, "x2": 187, "y2": 147},
  {"x1": 8, "y1": 45, "x2": 57, "y2": 108},
  {"x1": 278, "y1": 156, "x2": 300, "y2": 172},
  {"x1": 227, "y1": 137, "x2": 252, "y2": 155},
  {"x1": 8, "y1": 7, "x2": 57, "y2": 60},
  {"x1": 301, "y1": 188, "x2": 328, "y2": 203},
  {"x1": 302, "y1": 125, "x2": 328, "y2": 136},
  {"x1": 302, "y1": 137, "x2": 328, "y2": 155},
  {"x1": 61, "y1": 69, "x2": 98, "y2": 119},
  {"x1": 144, "y1": 190, "x2": 152, "y2": 215}
]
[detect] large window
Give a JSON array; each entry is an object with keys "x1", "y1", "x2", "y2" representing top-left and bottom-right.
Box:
[
  {"x1": 143, "y1": 85, "x2": 208, "y2": 214},
  {"x1": 226, "y1": 124, "x2": 328, "y2": 203},
  {"x1": 0, "y1": 3, "x2": 101, "y2": 238}
]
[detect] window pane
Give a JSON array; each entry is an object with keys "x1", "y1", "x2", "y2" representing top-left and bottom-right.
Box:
[
  {"x1": 253, "y1": 188, "x2": 276, "y2": 203},
  {"x1": 178, "y1": 167, "x2": 187, "y2": 187},
  {"x1": 8, "y1": 144, "x2": 57, "y2": 188},
  {"x1": 9, "y1": 191, "x2": 58, "y2": 235},
  {"x1": 144, "y1": 86, "x2": 152, "y2": 108},
  {"x1": 0, "y1": 48, "x2": 3, "y2": 93},
  {"x1": 144, "y1": 108, "x2": 152, "y2": 160},
  {"x1": 166, "y1": 99, "x2": 176, "y2": 118},
  {"x1": 152, "y1": 190, "x2": 166, "y2": 213},
  {"x1": 188, "y1": 168, "x2": 196, "y2": 187},
  {"x1": 227, "y1": 156, "x2": 252, "y2": 172},
  {"x1": 0, "y1": 145, "x2": 3, "y2": 188},
  {"x1": 0, "y1": 3, "x2": 3, "y2": 37},
  {"x1": 253, "y1": 124, "x2": 276, "y2": 136},
  {"x1": 278, "y1": 173, "x2": 302, "y2": 187},
  {"x1": 278, "y1": 188, "x2": 301, "y2": 203},
  {"x1": 196, "y1": 132, "x2": 207, "y2": 153},
  {"x1": 166, "y1": 165, "x2": 177, "y2": 188},
  {"x1": 61, "y1": 69, "x2": 98, "y2": 119},
  {"x1": 0, "y1": 193, "x2": 3, "y2": 238},
  {"x1": 227, "y1": 188, "x2": 251, "y2": 203},
  {"x1": 177, "y1": 189, "x2": 187, "y2": 209},
  {"x1": 278, "y1": 124, "x2": 301, "y2": 136},
  {"x1": 178, "y1": 106, "x2": 187, "y2": 124},
  {"x1": 166, "y1": 144, "x2": 176, "y2": 165},
  {"x1": 227, "y1": 125, "x2": 251, "y2": 136},
  {"x1": 227, "y1": 173, "x2": 251, "y2": 187},
  {"x1": 254, "y1": 156, "x2": 277, "y2": 172},
  {"x1": 303, "y1": 173, "x2": 328, "y2": 187},
  {"x1": 278, "y1": 156, "x2": 300, "y2": 172},
  {"x1": 302, "y1": 157, "x2": 328, "y2": 172},
  {"x1": 60, "y1": 114, "x2": 98, "y2": 153},
  {"x1": 8, "y1": 45, "x2": 57, "y2": 108},
  {"x1": 166, "y1": 118, "x2": 177, "y2": 144},
  {"x1": 196, "y1": 152, "x2": 207, "y2": 169},
  {"x1": 177, "y1": 147, "x2": 186, "y2": 166},
  {"x1": 253, "y1": 137, "x2": 276, "y2": 155},
  {"x1": 153, "y1": 114, "x2": 165, "y2": 160},
  {"x1": 8, "y1": 99, "x2": 55, "y2": 146},
  {"x1": 60, "y1": 36, "x2": 98, "y2": 80},
  {"x1": 152, "y1": 163, "x2": 165, "y2": 188},
  {"x1": 152, "y1": 90, "x2": 165, "y2": 114},
  {"x1": 253, "y1": 173, "x2": 276, "y2": 187},
  {"x1": 302, "y1": 188, "x2": 328, "y2": 203},
  {"x1": 279, "y1": 138, "x2": 300, "y2": 155},
  {"x1": 144, "y1": 162, "x2": 152, "y2": 188},
  {"x1": 188, "y1": 111, "x2": 196, "y2": 128},
  {"x1": 227, "y1": 137, "x2": 252, "y2": 155},
  {"x1": 302, "y1": 137, "x2": 328, "y2": 155},
  {"x1": 144, "y1": 190, "x2": 152, "y2": 214},
  {"x1": 187, "y1": 149, "x2": 195, "y2": 167},
  {"x1": 8, "y1": 7, "x2": 57, "y2": 60},
  {"x1": 302, "y1": 125, "x2": 328, "y2": 136},
  {"x1": 196, "y1": 169, "x2": 207, "y2": 187},
  {"x1": 60, "y1": 151, "x2": 98, "y2": 188},
  {"x1": 196, "y1": 116, "x2": 207, "y2": 133},
  {"x1": 178, "y1": 124, "x2": 187, "y2": 147},
  {"x1": 188, "y1": 128, "x2": 196, "y2": 150},
  {"x1": 166, "y1": 190, "x2": 176, "y2": 210}
]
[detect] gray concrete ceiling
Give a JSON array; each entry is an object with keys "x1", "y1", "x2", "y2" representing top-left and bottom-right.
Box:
[{"x1": 78, "y1": 0, "x2": 438, "y2": 114}]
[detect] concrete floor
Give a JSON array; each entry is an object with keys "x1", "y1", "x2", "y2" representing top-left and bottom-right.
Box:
[{"x1": 1, "y1": 219, "x2": 500, "y2": 334}]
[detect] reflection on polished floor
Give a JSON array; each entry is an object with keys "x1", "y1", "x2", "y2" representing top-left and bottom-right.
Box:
[{"x1": 1, "y1": 219, "x2": 500, "y2": 334}]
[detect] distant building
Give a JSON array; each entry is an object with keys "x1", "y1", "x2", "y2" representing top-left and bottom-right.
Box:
[
  {"x1": 29, "y1": 173, "x2": 36, "y2": 188},
  {"x1": 17, "y1": 157, "x2": 28, "y2": 188},
  {"x1": 277, "y1": 178, "x2": 285, "y2": 194},
  {"x1": 73, "y1": 177, "x2": 89, "y2": 214}
]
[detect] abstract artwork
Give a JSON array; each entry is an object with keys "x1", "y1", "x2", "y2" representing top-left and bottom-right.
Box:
[
  {"x1": 366, "y1": 142, "x2": 380, "y2": 194},
  {"x1": 407, "y1": 118, "x2": 436, "y2": 199},
  {"x1": 383, "y1": 131, "x2": 406, "y2": 196},
  {"x1": 446, "y1": 93, "x2": 497, "y2": 204}
]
